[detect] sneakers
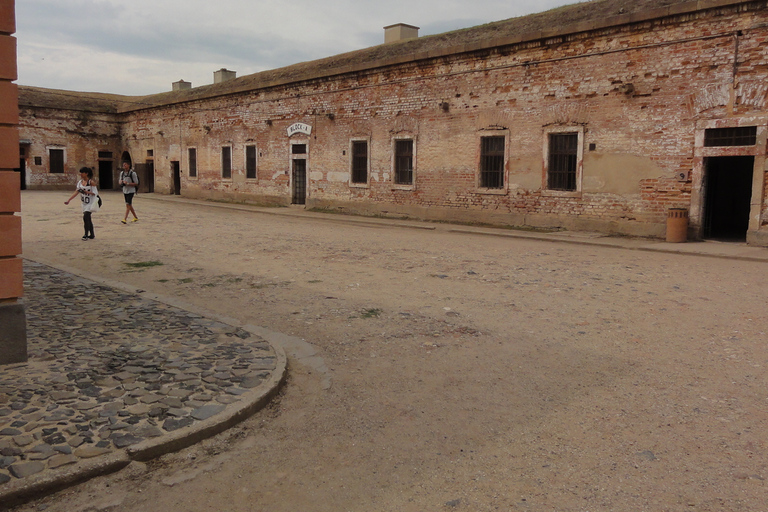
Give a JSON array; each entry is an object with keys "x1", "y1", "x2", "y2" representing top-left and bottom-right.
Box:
[
  {"x1": 131, "y1": 218, "x2": 139, "y2": 222},
  {"x1": 88, "y1": 235, "x2": 95, "y2": 239},
  {"x1": 81, "y1": 235, "x2": 89, "y2": 241},
  {"x1": 121, "y1": 219, "x2": 127, "y2": 224}
]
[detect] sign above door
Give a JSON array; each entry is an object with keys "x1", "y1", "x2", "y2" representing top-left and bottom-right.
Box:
[{"x1": 287, "y1": 122, "x2": 312, "y2": 137}]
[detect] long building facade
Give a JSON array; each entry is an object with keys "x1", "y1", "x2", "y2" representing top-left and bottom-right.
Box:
[{"x1": 16, "y1": 0, "x2": 768, "y2": 245}]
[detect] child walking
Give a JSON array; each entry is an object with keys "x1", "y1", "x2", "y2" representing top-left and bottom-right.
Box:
[{"x1": 65, "y1": 167, "x2": 100, "y2": 240}]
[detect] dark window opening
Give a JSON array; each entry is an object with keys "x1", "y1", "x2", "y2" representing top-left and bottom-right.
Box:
[
  {"x1": 188, "y1": 148, "x2": 197, "y2": 177},
  {"x1": 292, "y1": 144, "x2": 307, "y2": 154},
  {"x1": 704, "y1": 127, "x2": 757, "y2": 147},
  {"x1": 394, "y1": 140, "x2": 413, "y2": 185},
  {"x1": 480, "y1": 136, "x2": 505, "y2": 189},
  {"x1": 548, "y1": 133, "x2": 578, "y2": 191},
  {"x1": 351, "y1": 141, "x2": 368, "y2": 184},
  {"x1": 147, "y1": 149, "x2": 154, "y2": 157},
  {"x1": 246, "y1": 146, "x2": 257, "y2": 179},
  {"x1": 49, "y1": 149, "x2": 64, "y2": 174},
  {"x1": 98, "y1": 151, "x2": 112, "y2": 159},
  {"x1": 222, "y1": 146, "x2": 232, "y2": 179},
  {"x1": 34, "y1": 156, "x2": 42, "y2": 166}
]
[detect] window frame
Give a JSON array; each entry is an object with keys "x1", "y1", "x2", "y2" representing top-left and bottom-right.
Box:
[
  {"x1": 542, "y1": 125, "x2": 584, "y2": 197},
  {"x1": 350, "y1": 138, "x2": 370, "y2": 188},
  {"x1": 477, "y1": 133, "x2": 507, "y2": 193},
  {"x1": 245, "y1": 145, "x2": 258, "y2": 180},
  {"x1": 221, "y1": 145, "x2": 232, "y2": 179},
  {"x1": 47, "y1": 147, "x2": 65, "y2": 174},
  {"x1": 188, "y1": 147, "x2": 197, "y2": 178},
  {"x1": 392, "y1": 137, "x2": 415, "y2": 189}
]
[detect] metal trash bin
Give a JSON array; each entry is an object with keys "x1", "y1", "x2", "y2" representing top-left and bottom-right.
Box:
[{"x1": 666, "y1": 208, "x2": 688, "y2": 243}]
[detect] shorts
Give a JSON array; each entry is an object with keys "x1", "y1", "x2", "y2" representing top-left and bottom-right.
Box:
[{"x1": 123, "y1": 193, "x2": 135, "y2": 205}]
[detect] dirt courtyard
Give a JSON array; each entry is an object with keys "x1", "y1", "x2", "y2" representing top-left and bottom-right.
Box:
[{"x1": 11, "y1": 191, "x2": 768, "y2": 511}]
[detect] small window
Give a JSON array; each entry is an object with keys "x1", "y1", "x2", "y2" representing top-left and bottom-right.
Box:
[
  {"x1": 351, "y1": 141, "x2": 368, "y2": 184},
  {"x1": 49, "y1": 148, "x2": 64, "y2": 174},
  {"x1": 222, "y1": 147, "x2": 232, "y2": 179},
  {"x1": 480, "y1": 136, "x2": 505, "y2": 189},
  {"x1": 246, "y1": 145, "x2": 257, "y2": 179},
  {"x1": 147, "y1": 149, "x2": 154, "y2": 157},
  {"x1": 547, "y1": 133, "x2": 578, "y2": 191},
  {"x1": 292, "y1": 144, "x2": 307, "y2": 155},
  {"x1": 98, "y1": 151, "x2": 112, "y2": 159},
  {"x1": 34, "y1": 156, "x2": 42, "y2": 166},
  {"x1": 704, "y1": 127, "x2": 757, "y2": 147},
  {"x1": 394, "y1": 139, "x2": 413, "y2": 185},
  {"x1": 188, "y1": 148, "x2": 197, "y2": 177}
]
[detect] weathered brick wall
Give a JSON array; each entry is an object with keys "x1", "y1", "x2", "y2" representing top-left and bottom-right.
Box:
[
  {"x1": 19, "y1": 1, "x2": 768, "y2": 240},
  {"x1": 19, "y1": 106, "x2": 121, "y2": 190}
]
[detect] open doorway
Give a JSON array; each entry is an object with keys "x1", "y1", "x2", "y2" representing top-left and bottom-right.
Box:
[
  {"x1": 98, "y1": 160, "x2": 113, "y2": 190},
  {"x1": 702, "y1": 156, "x2": 754, "y2": 241},
  {"x1": 172, "y1": 161, "x2": 181, "y2": 195}
]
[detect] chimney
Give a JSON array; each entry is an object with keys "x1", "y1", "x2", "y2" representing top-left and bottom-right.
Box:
[
  {"x1": 214, "y1": 68, "x2": 237, "y2": 84},
  {"x1": 172, "y1": 80, "x2": 192, "y2": 91},
  {"x1": 384, "y1": 23, "x2": 419, "y2": 43}
]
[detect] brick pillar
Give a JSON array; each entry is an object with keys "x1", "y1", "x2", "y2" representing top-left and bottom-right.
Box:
[{"x1": 0, "y1": 0, "x2": 26, "y2": 365}]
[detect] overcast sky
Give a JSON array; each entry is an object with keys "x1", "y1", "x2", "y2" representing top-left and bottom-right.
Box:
[{"x1": 16, "y1": 0, "x2": 577, "y2": 97}]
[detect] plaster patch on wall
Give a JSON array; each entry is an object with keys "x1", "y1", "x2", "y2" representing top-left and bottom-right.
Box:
[
  {"x1": 508, "y1": 157, "x2": 542, "y2": 190},
  {"x1": 583, "y1": 153, "x2": 662, "y2": 194},
  {"x1": 310, "y1": 171, "x2": 324, "y2": 181},
  {"x1": 327, "y1": 172, "x2": 349, "y2": 182},
  {"x1": 692, "y1": 83, "x2": 731, "y2": 113}
]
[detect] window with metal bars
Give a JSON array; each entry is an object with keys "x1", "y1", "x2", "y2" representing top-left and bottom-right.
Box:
[
  {"x1": 547, "y1": 133, "x2": 578, "y2": 191},
  {"x1": 188, "y1": 148, "x2": 197, "y2": 177},
  {"x1": 480, "y1": 136, "x2": 505, "y2": 189},
  {"x1": 704, "y1": 127, "x2": 757, "y2": 147},
  {"x1": 246, "y1": 145, "x2": 257, "y2": 179},
  {"x1": 49, "y1": 148, "x2": 64, "y2": 173},
  {"x1": 98, "y1": 151, "x2": 112, "y2": 159},
  {"x1": 351, "y1": 141, "x2": 368, "y2": 184},
  {"x1": 394, "y1": 139, "x2": 413, "y2": 185},
  {"x1": 221, "y1": 146, "x2": 232, "y2": 179}
]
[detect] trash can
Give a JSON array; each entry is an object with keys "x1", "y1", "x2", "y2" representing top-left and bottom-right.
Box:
[{"x1": 666, "y1": 208, "x2": 688, "y2": 243}]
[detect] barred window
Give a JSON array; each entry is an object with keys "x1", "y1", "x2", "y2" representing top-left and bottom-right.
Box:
[
  {"x1": 394, "y1": 139, "x2": 413, "y2": 185},
  {"x1": 222, "y1": 146, "x2": 232, "y2": 179},
  {"x1": 246, "y1": 145, "x2": 257, "y2": 179},
  {"x1": 188, "y1": 148, "x2": 197, "y2": 177},
  {"x1": 547, "y1": 133, "x2": 578, "y2": 191},
  {"x1": 704, "y1": 127, "x2": 757, "y2": 147},
  {"x1": 351, "y1": 141, "x2": 368, "y2": 184},
  {"x1": 480, "y1": 136, "x2": 505, "y2": 189}
]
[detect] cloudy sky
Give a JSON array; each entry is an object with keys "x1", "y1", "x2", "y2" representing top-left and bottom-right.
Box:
[{"x1": 15, "y1": 0, "x2": 577, "y2": 97}]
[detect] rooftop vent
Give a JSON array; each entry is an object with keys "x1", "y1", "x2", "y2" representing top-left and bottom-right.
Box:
[
  {"x1": 214, "y1": 68, "x2": 237, "y2": 84},
  {"x1": 384, "y1": 23, "x2": 419, "y2": 43},
  {"x1": 172, "y1": 80, "x2": 192, "y2": 91}
]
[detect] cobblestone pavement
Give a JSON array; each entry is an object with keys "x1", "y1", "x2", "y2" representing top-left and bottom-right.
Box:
[{"x1": 0, "y1": 261, "x2": 282, "y2": 490}]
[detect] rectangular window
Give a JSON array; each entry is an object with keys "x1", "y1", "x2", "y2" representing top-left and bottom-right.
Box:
[
  {"x1": 704, "y1": 127, "x2": 757, "y2": 147},
  {"x1": 480, "y1": 136, "x2": 505, "y2": 189},
  {"x1": 147, "y1": 149, "x2": 154, "y2": 157},
  {"x1": 394, "y1": 139, "x2": 413, "y2": 185},
  {"x1": 98, "y1": 151, "x2": 112, "y2": 159},
  {"x1": 547, "y1": 133, "x2": 578, "y2": 191},
  {"x1": 351, "y1": 141, "x2": 368, "y2": 184},
  {"x1": 246, "y1": 145, "x2": 257, "y2": 179},
  {"x1": 188, "y1": 148, "x2": 197, "y2": 177},
  {"x1": 49, "y1": 148, "x2": 64, "y2": 173},
  {"x1": 292, "y1": 144, "x2": 307, "y2": 155},
  {"x1": 222, "y1": 146, "x2": 232, "y2": 179}
]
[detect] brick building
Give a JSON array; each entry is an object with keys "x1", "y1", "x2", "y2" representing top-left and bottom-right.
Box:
[{"x1": 17, "y1": 0, "x2": 768, "y2": 245}]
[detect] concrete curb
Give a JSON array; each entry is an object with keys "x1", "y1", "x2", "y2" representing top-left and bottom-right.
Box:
[{"x1": 0, "y1": 258, "x2": 289, "y2": 510}]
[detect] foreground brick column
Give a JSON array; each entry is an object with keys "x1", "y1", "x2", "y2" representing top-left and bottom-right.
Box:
[{"x1": 0, "y1": 0, "x2": 26, "y2": 365}]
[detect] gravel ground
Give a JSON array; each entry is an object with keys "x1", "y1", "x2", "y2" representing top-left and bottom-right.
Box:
[{"x1": 10, "y1": 190, "x2": 768, "y2": 512}]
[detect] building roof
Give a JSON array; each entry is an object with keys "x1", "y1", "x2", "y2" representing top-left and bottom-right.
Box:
[{"x1": 18, "y1": 0, "x2": 747, "y2": 114}]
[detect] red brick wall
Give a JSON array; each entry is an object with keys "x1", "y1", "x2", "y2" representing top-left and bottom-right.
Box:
[{"x1": 0, "y1": 0, "x2": 22, "y2": 301}]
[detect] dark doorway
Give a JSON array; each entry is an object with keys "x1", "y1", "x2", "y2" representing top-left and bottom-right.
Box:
[
  {"x1": 146, "y1": 160, "x2": 154, "y2": 193},
  {"x1": 98, "y1": 160, "x2": 113, "y2": 190},
  {"x1": 292, "y1": 159, "x2": 307, "y2": 205},
  {"x1": 15, "y1": 158, "x2": 25, "y2": 190},
  {"x1": 172, "y1": 161, "x2": 181, "y2": 195},
  {"x1": 703, "y1": 156, "x2": 754, "y2": 240}
]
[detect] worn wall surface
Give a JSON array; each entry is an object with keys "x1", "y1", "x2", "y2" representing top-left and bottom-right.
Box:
[{"x1": 17, "y1": 1, "x2": 768, "y2": 242}]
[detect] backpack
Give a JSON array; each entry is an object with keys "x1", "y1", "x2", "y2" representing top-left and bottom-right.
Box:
[{"x1": 122, "y1": 170, "x2": 140, "y2": 192}]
